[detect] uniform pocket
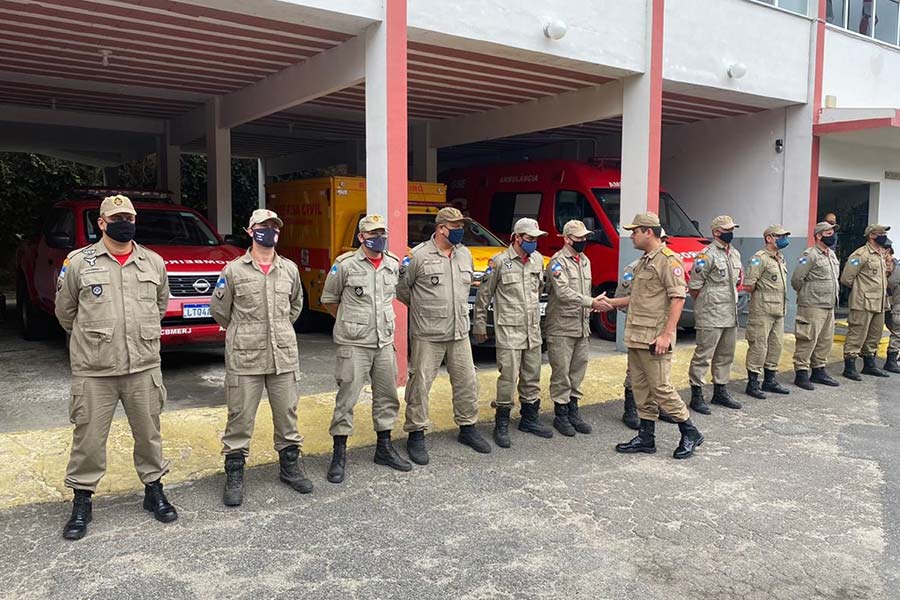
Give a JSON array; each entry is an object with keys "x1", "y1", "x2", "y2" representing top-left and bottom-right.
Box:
[
  {"x1": 417, "y1": 303, "x2": 448, "y2": 335},
  {"x1": 627, "y1": 313, "x2": 659, "y2": 345},
  {"x1": 342, "y1": 310, "x2": 370, "y2": 340},
  {"x1": 76, "y1": 321, "x2": 115, "y2": 369},
  {"x1": 136, "y1": 270, "x2": 161, "y2": 301},
  {"x1": 150, "y1": 369, "x2": 166, "y2": 415},
  {"x1": 457, "y1": 264, "x2": 473, "y2": 285},
  {"x1": 335, "y1": 346, "x2": 354, "y2": 384},
  {"x1": 68, "y1": 378, "x2": 89, "y2": 424},
  {"x1": 138, "y1": 322, "x2": 162, "y2": 363},
  {"x1": 80, "y1": 271, "x2": 112, "y2": 304},
  {"x1": 864, "y1": 290, "x2": 884, "y2": 312},
  {"x1": 501, "y1": 271, "x2": 523, "y2": 285},
  {"x1": 794, "y1": 315, "x2": 812, "y2": 342},
  {"x1": 275, "y1": 279, "x2": 293, "y2": 317},
  {"x1": 384, "y1": 305, "x2": 396, "y2": 337}
]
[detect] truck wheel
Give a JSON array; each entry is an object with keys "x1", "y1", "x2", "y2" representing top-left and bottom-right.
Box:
[
  {"x1": 293, "y1": 282, "x2": 313, "y2": 333},
  {"x1": 17, "y1": 276, "x2": 50, "y2": 341},
  {"x1": 590, "y1": 284, "x2": 617, "y2": 341}
]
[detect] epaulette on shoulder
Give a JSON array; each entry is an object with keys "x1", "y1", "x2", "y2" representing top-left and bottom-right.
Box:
[
  {"x1": 335, "y1": 251, "x2": 355, "y2": 263},
  {"x1": 410, "y1": 242, "x2": 428, "y2": 255},
  {"x1": 661, "y1": 246, "x2": 676, "y2": 257},
  {"x1": 384, "y1": 250, "x2": 401, "y2": 262}
]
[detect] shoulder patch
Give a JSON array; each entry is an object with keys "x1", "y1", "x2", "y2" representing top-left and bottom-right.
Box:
[
  {"x1": 850, "y1": 257, "x2": 861, "y2": 266},
  {"x1": 329, "y1": 263, "x2": 339, "y2": 275},
  {"x1": 622, "y1": 270, "x2": 634, "y2": 282},
  {"x1": 550, "y1": 261, "x2": 562, "y2": 278},
  {"x1": 401, "y1": 255, "x2": 411, "y2": 267},
  {"x1": 798, "y1": 256, "x2": 809, "y2": 265},
  {"x1": 750, "y1": 257, "x2": 761, "y2": 266},
  {"x1": 216, "y1": 275, "x2": 227, "y2": 288},
  {"x1": 673, "y1": 266, "x2": 684, "y2": 277}
]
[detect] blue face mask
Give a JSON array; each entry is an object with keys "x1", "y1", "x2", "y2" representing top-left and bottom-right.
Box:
[
  {"x1": 363, "y1": 235, "x2": 387, "y2": 253},
  {"x1": 521, "y1": 240, "x2": 538, "y2": 255},
  {"x1": 446, "y1": 227, "x2": 465, "y2": 245},
  {"x1": 252, "y1": 227, "x2": 279, "y2": 248},
  {"x1": 775, "y1": 236, "x2": 790, "y2": 250}
]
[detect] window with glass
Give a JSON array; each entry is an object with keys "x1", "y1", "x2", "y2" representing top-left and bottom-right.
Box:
[
  {"x1": 828, "y1": 0, "x2": 900, "y2": 44},
  {"x1": 590, "y1": 190, "x2": 703, "y2": 238},
  {"x1": 554, "y1": 190, "x2": 601, "y2": 233},
  {"x1": 86, "y1": 209, "x2": 220, "y2": 246},
  {"x1": 758, "y1": 0, "x2": 809, "y2": 15},
  {"x1": 350, "y1": 213, "x2": 505, "y2": 248},
  {"x1": 488, "y1": 192, "x2": 542, "y2": 236}
]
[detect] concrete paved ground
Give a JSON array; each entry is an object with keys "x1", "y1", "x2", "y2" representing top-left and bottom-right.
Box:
[{"x1": 1, "y1": 370, "x2": 896, "y2": 600}]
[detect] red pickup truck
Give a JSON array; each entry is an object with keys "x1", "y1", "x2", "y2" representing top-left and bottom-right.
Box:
[{"x1": 15, "y1": 188, "x2": 244, "y2": 346}]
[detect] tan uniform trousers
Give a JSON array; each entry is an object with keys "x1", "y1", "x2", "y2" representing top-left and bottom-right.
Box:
[
  {"x1": 623, "y1": 366, "x2": 632, "y2": 390},
  {"x1": 221, "y1": 371, "x2": 303, "y2": 457},
  {"x1": 495, "y1": 346, "x2": 542, "y2": 408},
  {"x1": 793, "y1": 306, "x2": 835, "y2": 371},
  {"x1": 65, "y1": 367, "x2": 170, "y2": 492},
  {"x1": 745, "y1": 315, "x2": 785, "y2": 374},
  {"x1": 689, "y1": 327, "x2": 737, "y2": 386},
  {"x1": 844, "y1": 309, "x2": 885, "y2": 358},
  {"x1": 404, "y1": 337, "x2": 479, "y2": 432},
  {"x1": 888, "y1": 313, "x2": 900, "y2": 353},
  {"x1": 547, "y1": 336, "x2": 589, "y2": 404},
  {"x1": 330, "y1": 345, "x2": 400, "y2": 436},
  {"x1": 628, "y1": 348, "x2": 690, "y2": 422}
]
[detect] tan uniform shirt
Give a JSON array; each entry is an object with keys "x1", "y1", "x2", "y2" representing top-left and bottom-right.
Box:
[
  {"x1": 791, "y1": 245, "x2": 840, "y2": 308},
  {"x1": 320, "y1": 248, "x2": 400, "y2": 349},
  {"x1": 397, "y1": 235, "x2": 473, "y2": 342},
  {"x1": 473, "y1": 245, "x2": 544, "y2": 349},
  {"x1": 544, "y1": 244, "x2": 593, "y2": 338},
  {"x1": 889, "y1": 260, "x2": 900, "y2": 315},
  {"x1": 840, "y1": 243, "x2": 888, "y2": 313},
  {"x1": 745, "y1": 249, "x2": 787, "y2": 317},
  {"x1": 211, "y1": 251, "x2": 303, "y2": 375},
  {"x1": 625, "y1": 246, "x2": 687, "y2": 349},
  {"x1": 689, "y1": 240, "x2": 741, "y2": 328},
  {"x1": 615, "y1": 258, "x2": 639, "y2": 301},
  {"x1": 55, "y1": 240, "x2": 169, "y2": 377}
]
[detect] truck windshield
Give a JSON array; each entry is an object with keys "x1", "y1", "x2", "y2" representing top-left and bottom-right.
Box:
[
  {"x1": 85, "y1": 209, "x2": 220, "y2": 246},
  {"x1": 407, "y1": 214, "x2": 505, "y2": 247},
  {"x1": 591, "y1": 190, "x2": 703, "y2": 237}
]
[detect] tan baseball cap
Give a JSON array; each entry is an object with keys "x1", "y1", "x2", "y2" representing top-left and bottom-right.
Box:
[
  {"x1": 99, "y1": 194, "x2": 136, "y2": 218},
  {"x1": 710, "y1": 215, "x2": 739, "y2": 231},
  {"x1": 359, "y1": 214, "x2": 387, "y2": 233},
  {"x1": 248, "y1": 208, "x2": 283, "y2": 229},
  {"x1": 561, "y1": 220, "x2": 592, "y2": 238},
  {"x1": 435, "y1": 206, "x2": 472, "y2": 224},
  {"x1": 864, "y1": 223, "x2": 891, "y2": 236},
  {"x1": 623, "y1": 212, "x2": 661, "y2": 230},
  {"x1": 763, "y1": 224, "x2": 790, "y2": 237},
  {"x1": 814, "y1": 222, "x2": 839, "y2": 235},
  {"x1": 514, "y1": 217, "x2": 547, "y2": 237}
]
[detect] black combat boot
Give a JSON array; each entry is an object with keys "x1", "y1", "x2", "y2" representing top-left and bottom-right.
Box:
[
  {"x1": 658, "y1": 409, "x2": 678, "y2": 424},
  {"x1": 673, "y1": 419, "x2": 705, "y2": 460},
  {"x1": 222, "y1": 452, "x2": 245, "y2": 506},
  {"x1": 62, "y1": 490, "x2": 92, "y2": 540},
  {"x1": 406, "y1": 430, "x2": 429, "y2": 465},
  {"x1": 615, "y1": 419, "x2": 656, "y2": 454},
  {"x1": 278, "y1": 445, "x2": 314, "y2": 494},
  {"x1": 622, "y1": 388, "x2": 640, "y2": 430},
  {"x1": 810, "y1": 367, "x2": 839, "y2": 387},
  {"x1": 843, "y1": 357, "x2": 862, "y2": 381},
  {"x1": 861, "y1": 355, "x2": 890, "y2": 377},
  {"x1": 761, "y1": 369, "x2": 790, "y2": 395},
  {"x1": 689, "y1": 385, "x2": 711, "y2": 415},
  {"x1": 794, "y1": 369, "x2": 815, "y2": 390},
  {"x1": 711, "y1": 384, "x2": 742, "y2": 410},
  {"x1": 458, "y1": 424, "x2": 492, "y2": 453},
  {"x1": 374, "y1": 430, "x2": 413, "y2": 472},
  {"x1": 745, "y1": 371, "x2": 767, "y2": 399},
  {"x1": 327, "y1": 435, "x2": 347, "y2": 484},
  {"x1": 518, "y1": 400, "x2": 553, "y2": 438},
  {"x1": 552, "y1": 402, "x2": 576, "y2": 437},
  {"x1": 143, "y1": 480, "x2": 178, "y2": 523},
  {"x1": 885, "y1": 352, "x2": 900, "y2": 374},
  {"x1": 567, "y1": 397, "x2": 592, "y2": 434},
  {"x1": 493, "y1": 407, "x2": 511, "y2": 448}
]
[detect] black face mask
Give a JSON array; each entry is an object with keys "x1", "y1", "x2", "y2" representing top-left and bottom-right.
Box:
[
  {"x1": 821, "y1": 234, "x2": 837, "y2": 247},
  {"x1": 571, "y1": 240, "x2": 587, "y2": 253},
  {"x1": 875, "y1": 234, "x2": 889, "y2": 247},
  {"x1": 718, "y1": 231, "x2": 734, "y2": 244},
  {"x1": 105, "y1": 220, "x2": 136, "y2": 243},
  {"x1": 252, "y1": 227, "x2": 279, "y2": 248}
]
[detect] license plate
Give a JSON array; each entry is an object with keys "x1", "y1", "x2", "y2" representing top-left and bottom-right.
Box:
[{"x1": 183, "y1": 303, "x2": 211, "y2": 319}]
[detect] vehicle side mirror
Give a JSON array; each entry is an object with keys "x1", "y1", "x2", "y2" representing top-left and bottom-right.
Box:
[
  {"x1": 47, "y1": 232, "x2": 74, "y2": 249},
  {"x1": 224, "y1": 234, "x2": 248, "y2": 248},
  {"x1": 589, "y1": 228, "x2": 613, "y2": 248}
]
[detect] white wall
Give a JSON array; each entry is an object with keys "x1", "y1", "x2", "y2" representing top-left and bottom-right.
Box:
[
  {"x1": 408, "y1": 0, "x2": 646, "y2": 75},
  {"x1": 819, "y1": 139, "x2": 900, "y2": 225},
  {"x1": 665, "y1": 0, "x2": 811, "y2": 103},
  {"x1": 822, "y1": 27, "x2": 900, "y2": 109},
  {"x1": 660, "y1": 108, "x2": 803, "y2": 234}
]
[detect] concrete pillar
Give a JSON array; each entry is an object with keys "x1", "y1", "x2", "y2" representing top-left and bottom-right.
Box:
[
  {"x1": 616, "y1": 0, "x2": 665, "y2": 351},
  {"x1": 365, "y1": 2, "x2": 408, "y2": 383},
  {"x1": 159, "y1": 122, "x2": 182, "y2": 203},
  {"x1": 411, "y1": 121, "x2": 437, "y2": 182},
  {"x1": 257, "y1": 158, "x2": 266, "y2": 209},
  {"x1": 206, "y1": 97, "x2": 232, "y2": 234}
]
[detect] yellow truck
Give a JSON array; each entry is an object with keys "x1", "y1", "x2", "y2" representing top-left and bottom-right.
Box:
[{"x1": 266, "y1": 176, "x2": 528, "y2": 338}]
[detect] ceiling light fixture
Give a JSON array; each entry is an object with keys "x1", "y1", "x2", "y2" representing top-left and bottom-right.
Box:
[
  {"x1": 99, "y1": 49, "x2": 112, "y2": 67},
  {"x1": 543, "y1": 19, "x2": 568, "y2": 41},
  {"x1": 727, "y1": 62, "x2": 747, "y2": 79}
]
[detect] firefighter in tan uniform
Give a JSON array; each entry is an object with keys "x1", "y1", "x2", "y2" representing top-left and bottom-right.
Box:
[
  {"x1": 743, "y1": 225, "x2": 791, "y2": 399},
  {"x1": 320, "y1": 215, "x2": 411, "y2": 483},
  {"x1": 211, "y1": 209, "x2": 312, "y2": 506},
  {"x1": 55, "y1": 195, "x2": 176, "y2": 540},
  {"x1": 884, "y1": 247, "x2": 900, "y2": 373},
  {"x1": 791, "y1": 222, "x2": 842, "y2": 389},
  {"x1": 688, "y1": 215, "x2": 743, "y2": 413},
  {"x1": 397, "y1": 207, "x2": 491, "y2": 464},
  {"x1": 595, "y1": 213, "x2": 704, "y2": 459},
  {"x1": 473, "y1": 218, "x2": 549, "y2": 447},
  {"x1": 840, "y1": 223, "x2": 891, "y2": 380},
  {"x1": 544, "y1": 220, "x2": 603, "y2": 437}
]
